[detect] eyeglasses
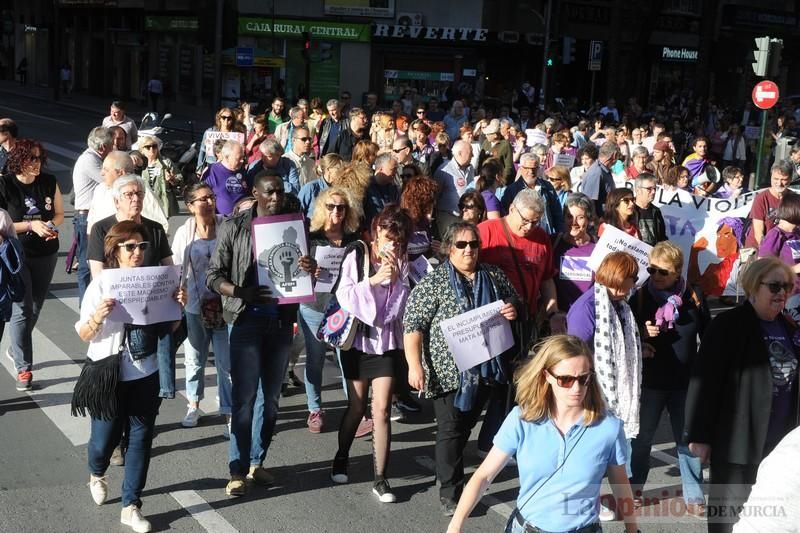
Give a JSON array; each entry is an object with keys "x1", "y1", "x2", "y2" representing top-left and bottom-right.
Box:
[
  {"x1": 639, "y1": 186, "x2": 656, "y2": 192},
  {"x1": 295, "y1": 136, "x2": 312, "y2": 142},
  {"x1": 117, "y1": 241, "x2": 149, "y2": 252},
  {"x1": 220, "y1": 115, "x2": 233, "y2": 121},
  {"x1": 141, "y1": 144, "x2": 157, "y2": 150},
  {"x1": 325, "y1": 203, "x2": 346, "y2": 212},
  {"x1": 520, "y1": 166, "x2": 536, "y2": 172},
  {"x1": 547, "y1": 370, "x2": 594, "y2": 388},
  {"x1": 416, "y1": 110, "x2": 425, "y2": 115},
  {"x1": 258, "y1": 187, "x2": 284, "y2": 197},
  {"x1": 120, "y1": 190, "x2": 145, "y2": 200},
  {"x1": 619, "y1": 197, "x2": 634, "y2": 204},
  {"x1": 460, "y1": 203, "x2": 478, "y2": 211},
  {"x1": 761, "y1": 281, "x2": 794, "y2": 294},
  {"x1": 514, "y1": 206, "x2": 540, "y2": 227},
  {"x1": 550, "y1": 178, "x2": 563, "y2": 183},
  {"x1": 191, "y1": 194, "x2": 216, "y2": 204},
  {"x1": 393, "y1": 147, "x2": 407, "y2": 153},
  {"x1": 454, "y1": 240, "x2": 479, "y2": 250},
  {"x1": 646, "y1": 266, "x2": 674, "y2": 276}
]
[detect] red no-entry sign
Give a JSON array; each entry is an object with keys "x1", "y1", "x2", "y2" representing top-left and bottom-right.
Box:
[{"x1": 752, "y1": 80, "x2": 780, "y2": 109}]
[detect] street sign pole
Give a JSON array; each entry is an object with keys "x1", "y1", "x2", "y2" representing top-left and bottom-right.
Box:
[
  {"x1": 589, "y1": 71, "x2": 596, "y2": 104},
  {"x1": 756, "y1": 110, "x2": 767, "y2": 186}
]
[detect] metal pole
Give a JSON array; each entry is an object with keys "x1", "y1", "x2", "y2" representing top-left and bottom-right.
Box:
[
  {"x1": 756, "y1": 109, "x2": 767, "y2": 186},
  {"x1": 213, "y1": 0, "x2": 223, "y2": 110},
  {"x1": 589, "y1": 71, "x2": 596, "y2": 107},
  {"x1": 539, "y1": 0, "x2": 552, "y2": 110}
]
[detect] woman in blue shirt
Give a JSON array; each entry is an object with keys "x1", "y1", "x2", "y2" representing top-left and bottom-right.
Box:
[{"x1": 446, "y1": 335, "x2": 638, "y2": 533}]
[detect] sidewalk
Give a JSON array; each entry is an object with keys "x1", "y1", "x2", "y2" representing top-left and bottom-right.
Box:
[{"x1": 0, "y1": 80, "x2": 214, "y2": 126}]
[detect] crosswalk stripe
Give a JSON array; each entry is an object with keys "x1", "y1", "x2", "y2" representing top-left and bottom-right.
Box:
[{"x1": 170, "y1": 490, "x2": 239, "y2": 533}]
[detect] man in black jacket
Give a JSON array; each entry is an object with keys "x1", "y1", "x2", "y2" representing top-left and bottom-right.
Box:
[
  {"x1": 316, "y1": 99, "x2": 343, "y2": 156},
  {"x1": 333, "y1": 107, "x2": 367, "y2": 161},
  {"x1": 633, "y1": 173, "x2": 667, "y2": 246},
  {"x1": 207, "y1": 172, "x2": 316, "y2": 497}
]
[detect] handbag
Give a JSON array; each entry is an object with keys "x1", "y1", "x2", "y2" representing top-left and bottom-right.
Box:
[{"x1": 316, "y1": 240, "x2": 369, "y2": 350}]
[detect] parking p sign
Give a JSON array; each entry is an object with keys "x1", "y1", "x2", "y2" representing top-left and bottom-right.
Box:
[{"x1": 589, "y1": 41, "x2": 603, "y2": 71}]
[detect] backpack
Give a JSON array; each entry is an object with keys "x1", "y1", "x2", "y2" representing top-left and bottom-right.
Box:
[{"x1": 0, "y1": 237, "x2": 26, "y2": 321}]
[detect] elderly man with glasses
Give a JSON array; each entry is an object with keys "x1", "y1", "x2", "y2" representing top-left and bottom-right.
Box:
[
  {"x1": 634, "y1": 172, "x2": 667, "y2": 246},
  {"x1": 274, "y1": 106, "x2": 307, "y2": 151},
  {"x1": 207, "y1": 171, "x2": 316, "y2": 498},
  {"x1": 282, "y1": 126, "x2": 315, "y2": 187},
  {"x1": 500, "y1": 152, "x2": 562, "y2": 235}
]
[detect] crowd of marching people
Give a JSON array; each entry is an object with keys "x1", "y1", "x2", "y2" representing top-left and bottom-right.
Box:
[{"x1": 0, "y1": 90, "x2": 799, "y2": 533}]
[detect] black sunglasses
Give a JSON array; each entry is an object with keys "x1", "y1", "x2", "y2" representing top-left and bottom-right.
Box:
[
  {"x1": 325, "y1": 203, "x2": 346, "y2": 212},
  {"x1": 220, "y1": 115, "x2": 233, "y2": 120},
  {"x1": 295, "y1": 136, "x2": 312, "y2": 142},
  {"x1": 141, "y1": 144, "x2": 157, "y2": 150},
  {"x1": 117, "y1": 241, "x2": 149, "y2": 252},
  {"x1": 547, "y1": 370, "x2": 594, "y2": 388},
  {"x1": 646, "y1": 266, "x2": 673, "y2": 276},
  {"x1": 454, "y1": 240, "x2": 479, "y2": 250},
  {"x1": 393, "y1": 147, "x2": 407, "y2": 153},
  {"x1": 761, "y1": 281, "x2": 794, "y2": 294}
]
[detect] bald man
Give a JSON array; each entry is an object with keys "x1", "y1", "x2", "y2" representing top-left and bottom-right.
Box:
[{"x1": 434, "y1": 139, "x2": 475, "y2": 235}]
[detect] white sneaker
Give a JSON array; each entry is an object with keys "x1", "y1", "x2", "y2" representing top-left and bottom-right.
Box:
[
  {"x1": 598, "y1": 502, "x2": 616, "y2": 522},
  {"x1": 120, "y1": 504, "x2": 152, "y2": 533},
  {"x1": 87, "y1": 475, "x2": 107, "y2": 505},
  {"x1": 181, "y1": 406, "x2": 201, "y2": 428}
]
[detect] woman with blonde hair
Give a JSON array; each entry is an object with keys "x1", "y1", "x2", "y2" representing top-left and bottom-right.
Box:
[
  {"x1": 372, "y1": 113, "x2": 396, "y2": 152},
  {"x1": 299, "y1": 187, "x2": 361, "y2": 433},
  {"x1": 351, "y1": 140, "x2": 380, "y2": 168},
  {"x1": 545, "y1": 165, "x2": 572, "y2": 211},
  {"x1": 298, "y1": 153, "x2": 344, "y2": 218},
  {"x1": 447, "y1": 335, "x2": 638, "y2": 533}
]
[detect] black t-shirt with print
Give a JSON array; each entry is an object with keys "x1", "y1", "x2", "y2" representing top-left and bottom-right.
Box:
[
  {"x1": 0, "y1": 172, "x2": 59, "y2": 257},
  {"x1": 88, "y1": 214, "x2": 172, "y2": 267}
]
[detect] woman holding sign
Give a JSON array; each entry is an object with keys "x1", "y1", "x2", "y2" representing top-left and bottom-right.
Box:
[
  {"x1": 403, "y1": 221, "x2": 519, "y2": 516},
  {"x1": 446, "y1": 335, "x2": 638, "y2": 533},
  {"x1": 300, "y1": 187, "x2": 360, "y2": 433},
  {"x1": 330, "y1": 205, "x2": 412, "y2": 504},
  {"x1": 73, "y1": 220, "x2": 186, "y2": 533}
]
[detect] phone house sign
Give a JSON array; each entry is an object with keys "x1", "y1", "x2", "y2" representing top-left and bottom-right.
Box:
[{"x1": 661, "y1": 46, "x2": 699, "y2": 62}]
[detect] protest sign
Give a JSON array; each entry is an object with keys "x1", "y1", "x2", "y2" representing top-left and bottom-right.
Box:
[
  {"x1": 252, "y1": 213, "x2": 315, "y2": 304},
  {"x1": 588, "y1": 224, "x2": 653, "y2": 285},
  {"x1": 314, "y1": 245, "x2": 346, "y2": 293},
  {"x1": 526, "y1": 128, "x2": 547, "y2": 147},
  {"x1": 653, "y1": 186, "x2": 757, "y2": 296},
  {"x1": 439, "y1": 300, "x2": 514, "y2": 372},
  {"x1": 409, "y1": 255, "x2": 434, "y2": 285},
  {"x1": 560, "y1": 256, "x2": 593, "y2": 282},
  {"x1": 203, "y1": 131, "x2": 245, "y2": 154},
  {"x1": 103, "y1": 265, "x2": 182, "y2": 325},
  {"x1": 555, "y1": 153, "x2": 576, "y2": 169}
]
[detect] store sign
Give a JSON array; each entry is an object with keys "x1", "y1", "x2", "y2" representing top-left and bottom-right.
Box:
[
  {"x1": 144, "y1": 16, "x2": 199, "y2": 32},
  {"x1": 661, "y1": 46, "x2": 698, "y2": 62},
  {"x1": 373, "y1": 24, "x2": 488, "y2": 42},
  {"x1": 384, "y1": 70, "x2": 454, "y2": 82},
  {"x1": 324, "y1": 0, "x2": 395, "y2": 18},
  {"x1": 239, "y1": 17, "x2": 371, "y2": 43}
]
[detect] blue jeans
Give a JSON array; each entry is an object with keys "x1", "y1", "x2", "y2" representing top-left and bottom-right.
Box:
[
  {"x1": 298, "y1": 305, "x2": 327, "y2": 412},
  {"x1": 87, "y1": 372, "x2": 161, "y2": 508},
  {"x1": 8, "y1": 252, "x2": 57, "y2": 373},
  {"x1": 184, "y1": 312, "x2": 232, "y2": 414},
  {"x1": 74, "y1": 212, "x2": 90, "y2": 305},
  {"x1": 630, "y1": 387, "x2": 704, "y2": 504},
  {"x1": 227, "y1": 312, "x2": 291, "y2": 475},
  {"x1": 157, "y1": 330, "x2": 175, "y2": 398}
]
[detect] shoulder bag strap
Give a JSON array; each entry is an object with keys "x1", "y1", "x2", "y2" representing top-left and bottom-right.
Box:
[{"x1": 499, "y1": 218, "x2": 529, "y2": 306}]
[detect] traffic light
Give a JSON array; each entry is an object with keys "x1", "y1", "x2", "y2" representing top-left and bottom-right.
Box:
[
  {"x1": 563, "y1": 36, "x2": 576, "y2": 65},
  {"x1": 319, "y1": 42, "x2": 333, "y2": 62},
  {"x1": 752, "y1": 36, "x2": 770, "y2": 77},
  {"x1": 768, "y1": 38, "x2": 783, "y2": 78},
  {"x1": 546, "y1": 57, "x2": 554, "y2": 67},
  {"x1": 301, "y1": 31, "x2": 311, "y2": 62}
]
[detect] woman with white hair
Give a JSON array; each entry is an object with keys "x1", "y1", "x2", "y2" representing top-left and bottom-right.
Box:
[{"x1": 139, "y1": 134, "x2": 181, "y2": 217}]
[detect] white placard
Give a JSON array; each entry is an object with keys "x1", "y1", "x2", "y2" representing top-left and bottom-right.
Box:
[
  {"x1": 560, "y1": 256, "x2": 593, "y2": 281},
  {"x1": 439, "y1": 300, "x2": 514, "y2": 372},
  {"x1": 252, "y1": 213, "x2": 315, "y2": 304},
  {"x1": 587, "y1": 224, "x2": 653, "y2": 286},
  {"x1": 203, "y1": 131, "x2": 245, "y2": 154},
  {"x1": 102, "y1": 265, "x2": 182, "y2": 325},
  {"x1": 408, "y1": 255, "x2": 434, "y2": 285},
  {"x1": 526, "y1": 128, "x2": 548, "y2": 147},
  {"x1": 314, "y1": 246, "x2": 346, "y2": 293},
  {"x1": 555, "y1": 153, "x2": 576, "y2": 168}
]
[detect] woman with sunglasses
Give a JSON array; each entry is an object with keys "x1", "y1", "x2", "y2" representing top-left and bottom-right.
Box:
[
  {"x1": 758, "y1": 191, "x2": 800, "y2": 302},
  {"x1": 330, "y1": 204, "x2": 412, "y2": 504},
  {"x1": 629, "y1": 242, "x2": 709, "y2": 516},
  {"x1": 598, "y1": 188, "x2": 640, "y2": 239},
  {"x1": 196, "y1": 107, "x2": 238, "y2": 174},
  {"x1": 457, "y1": 191, "x2": 487, "y2": 225},
  {"x1": 545, "y1": 165, "x2": 572, "y2": 212},
  {"x1": 403, "y1": 221, "x2": 519, "y2": 516},
  {"x1": 447, "y1": 335, "x2": 638, "y2": 533},
  {"x1": 567, "y1": 251, "x2": 643, "y2": 520},
  {"x1": 170, "y1": 183, "x2": 232, "y2": 433},
  {"x1": 301, "y1": 187, "x2": 361, "y2": 433},
  {"x1": 0, "y1": 139, "x2": 63, "y2": 391},
  {"x1": 76, "y1": 220, "x2": 186, "y2": 533},
  {"x1": 139, "y1": 135, "x2": 181, "y2": 218},
  {"x1": 685, "y1": 257, "x2": 800, "y2": 533}
]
